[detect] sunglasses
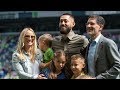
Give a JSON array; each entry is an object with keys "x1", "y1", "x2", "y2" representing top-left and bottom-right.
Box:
[{"x1": 25, "y1": 35, "x2": 35, "y2": 39}]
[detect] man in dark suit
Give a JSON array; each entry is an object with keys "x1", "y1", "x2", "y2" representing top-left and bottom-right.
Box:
[{"x1": 85, "y1": 15, "x2": 120, "y2": 79}]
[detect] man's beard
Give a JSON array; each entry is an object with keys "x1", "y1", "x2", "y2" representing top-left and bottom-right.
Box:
[{"x1": 59, "y1": 27, "x2": 71, "y2": 35}]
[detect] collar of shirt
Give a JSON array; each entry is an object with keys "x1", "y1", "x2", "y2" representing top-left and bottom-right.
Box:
[
  {"x1": 89, "y1": 34, "x2": 101, "y2": 44},
  {"x1": 62, "y1": 30, "x2": 75, "y2": 41},
  {"x1": 94, "y1": 34, "x2": 101, "y2": 43}
]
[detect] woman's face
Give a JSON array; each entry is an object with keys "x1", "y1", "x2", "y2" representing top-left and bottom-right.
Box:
[
  {"x1": 24, "y1": 30, "x2": 35, "y2": 47},
  {"x1": 54, "y1": 55, "x2": 66, "y2": 71}
]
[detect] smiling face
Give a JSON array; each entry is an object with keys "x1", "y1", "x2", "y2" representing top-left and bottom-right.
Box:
[
  {"x1": 24, "y1": 30, "x2": 35, "y2": 48},
  {"x1": 86, "y1": 19, "x2": 102, "y2": 39},
  {"x1": 71, "y1": 58, "x2": 85, "y2": 75},
  {"x1": 86, "y1": 15, "x2": 105, "y2": 39},
  {"x1": 70, "y1": 54, "x2": 85, "y2": 76},
  {"x1": 59, "y1": 14, "x2": 75, "y2": 35}
]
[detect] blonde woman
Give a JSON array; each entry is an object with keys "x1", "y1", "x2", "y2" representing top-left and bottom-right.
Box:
[{"x1": 12, "y1": 27, "x2": 46, "y2": 79}]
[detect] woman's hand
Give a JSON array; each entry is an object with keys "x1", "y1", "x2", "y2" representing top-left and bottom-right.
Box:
[{"x1": 37, "y1": 74, "x2": 47, "y2": 79}]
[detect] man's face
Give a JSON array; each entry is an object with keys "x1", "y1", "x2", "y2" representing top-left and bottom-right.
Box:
[
  {"x1": 86, "y1": 18, "x2": 103, "y2": 39},
  {"x1": 59, "y1": 15, "x2": 75, "y2": 35}
]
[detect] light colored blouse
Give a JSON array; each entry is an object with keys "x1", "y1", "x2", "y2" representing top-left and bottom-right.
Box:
[{"x1": 12, "y1": 49, "x2": 43, "y2": 79}]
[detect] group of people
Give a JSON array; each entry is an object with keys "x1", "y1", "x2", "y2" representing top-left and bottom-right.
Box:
[{"x1": 12, "y1": 13, "x2": 120, "y2": 79}]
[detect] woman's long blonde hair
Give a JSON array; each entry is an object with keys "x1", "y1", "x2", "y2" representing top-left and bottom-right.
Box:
[{"x1": 16, "y1": 27, "x2": 37, "y2": 63}]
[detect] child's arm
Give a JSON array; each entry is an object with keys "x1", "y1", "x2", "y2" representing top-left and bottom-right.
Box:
[{"x1": 40, "y1": 61, "x2": 52, "y2": 69}]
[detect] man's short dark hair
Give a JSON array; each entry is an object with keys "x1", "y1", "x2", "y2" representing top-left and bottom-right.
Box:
[
  {"x1": 88, "y1": 15, "x2": 105, "y2": 26},
  {"x1": 60, "y1": 13, "x2": 75, "y2": 21}
]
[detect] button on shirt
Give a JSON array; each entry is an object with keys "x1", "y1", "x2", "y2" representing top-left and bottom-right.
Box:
[{"x1": 52, "y1": 30, "x2": 89, "y2": 60}]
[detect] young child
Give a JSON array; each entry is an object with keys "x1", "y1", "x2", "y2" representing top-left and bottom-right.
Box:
[
  {"x1": 70, "y1": 54, "x2": 93, "y2": 79},
  {"x1": 41, "y1": 50, "x2": 67, "y2": 79},
  {"x1": 38, "y1": 33, "x2": 54, "y2": 69}
]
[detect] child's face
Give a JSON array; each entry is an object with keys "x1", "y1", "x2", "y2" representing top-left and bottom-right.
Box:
[
  {"x1": 38, "y1": 40, "x2": 45, "y2": 50},
  {"x1": 54, "y1": 55, "x2": 66, "y2": 71},
  {"x1": 71, "y1": 59, "x2": 85, "y2": 75}
]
